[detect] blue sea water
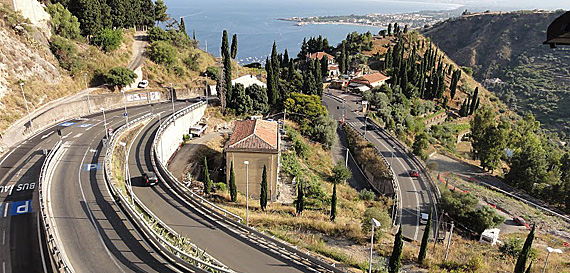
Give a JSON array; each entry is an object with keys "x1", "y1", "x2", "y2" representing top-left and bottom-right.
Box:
[{"x1": 164, "y1": 0, "x2": 460, "y2": 62}]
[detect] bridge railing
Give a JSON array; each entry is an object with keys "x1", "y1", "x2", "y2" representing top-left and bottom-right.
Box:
[
  {"x1": 152, "y1": 101, "x2": 349, "y2": 273},
  {"x1": 39, "y1": 140, "x2": 74, "y2": 273},
  {"x1": 103, "y1": 111, "x2": 232, "y2": 273}
]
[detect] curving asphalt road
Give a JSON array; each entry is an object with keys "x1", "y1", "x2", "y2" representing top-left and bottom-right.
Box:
[
  {"x1": 126, "y1": 114, "x2": 314, "y2": 273},
  {"x1": 323, "y1": 90, "x2": 434, "y2": 241},
  {"x1": 31, "y1": 102, "x2": 187, "y2": 273}
]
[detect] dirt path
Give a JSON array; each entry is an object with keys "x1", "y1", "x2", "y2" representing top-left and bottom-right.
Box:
[{"x1": 168, "y1": 132, "x2": 221, "y2": 181}]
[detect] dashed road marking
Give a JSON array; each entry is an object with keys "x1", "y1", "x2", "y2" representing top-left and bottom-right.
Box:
[{"x1": 41, "y1": 131, "x2": 54, "y2": 139}]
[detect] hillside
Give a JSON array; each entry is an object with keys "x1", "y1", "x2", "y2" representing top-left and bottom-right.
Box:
[{"x1": 422, "y1": 10, "x2": 570, "y2": 138}]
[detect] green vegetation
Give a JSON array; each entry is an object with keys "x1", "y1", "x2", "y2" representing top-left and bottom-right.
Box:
[
  {"x1": 229, "y1": 162, "x2": 237, "y2": 202},
  {"x1": 388, "y1": 226, "x2": 403, "y2": 273},
  {"x1": 440, "y1": 188, "x2": 504, "y2": 234},
  {"x1": 148, "y1": 41, "x2": 176, "y2": 65},
  {"x1": 203, "y1": 157, "x2": 212, "y2": 195},
  {"x1": 105, "y1": 66, "x2": 136, "y2": 90},
  {"x1": 514, "y1": 225, "x2": 535, "y2": 273},
  {"x1": 46, "y1": 3, "x2": 81, "y2": 39},
  {"x1": 50, "y1": 36, "x2": 80, "y2": 72},
  {"x1": 260, "y1": 165, "x2": 267, "y2": 211},
  {"x1": 93, "y1": 28, "x2": 123, "y2": 52},
  {"x1": 418, "y1": 208, "x2": 431, "y2": 263}
]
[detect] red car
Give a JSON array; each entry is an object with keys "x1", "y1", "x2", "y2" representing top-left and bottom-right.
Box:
[
  {"x1": 409, "y1": 170, "x2": 419, "y2": 178},
  {"x1": 513, "y1": 216, "x2": 526, "y2": 226}
]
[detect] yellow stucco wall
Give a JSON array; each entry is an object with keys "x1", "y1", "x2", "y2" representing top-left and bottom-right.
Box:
[{"x1": 226, "y1": 151, "x2": 278, "y2": 201}]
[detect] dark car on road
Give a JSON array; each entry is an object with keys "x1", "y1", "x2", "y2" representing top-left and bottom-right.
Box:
[
  {"x1": 513, "y1": 216, "x2": 526, "y2": 226},
  {"x1": 409, "y1": 169, "x2": 419, "y2": 178},
  {"x1": 142, "y1": 172, "x2": 158, "y2": 186}
]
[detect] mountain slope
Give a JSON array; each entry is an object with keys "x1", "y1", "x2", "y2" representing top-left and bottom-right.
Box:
[{"x1": 422, "y1": 10, "x2": 570, "y2": 138}]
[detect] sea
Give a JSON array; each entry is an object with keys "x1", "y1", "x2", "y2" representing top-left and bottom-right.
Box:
[{"x1": 164, "y1": 0, "x2": 461, "y2": 63}]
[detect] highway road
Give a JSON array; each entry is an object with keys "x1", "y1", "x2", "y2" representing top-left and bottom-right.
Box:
[
  {"x1": 126, "y1": 113, "x2": 313, "y2": 273},
  {"x1": 323, "y1": 89, "x2": 435, "y2": 241},
  {"x1": 0, "y1": 101, "x2": 192, "y2": 273}
]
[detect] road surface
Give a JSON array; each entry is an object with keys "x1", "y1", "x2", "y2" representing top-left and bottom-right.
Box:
[{"x1": 323, "y1": 90, "x2": 435, "y2": 241}]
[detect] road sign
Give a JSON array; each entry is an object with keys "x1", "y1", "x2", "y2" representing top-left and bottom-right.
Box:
[
  {"x1": 123, "y1": 113, "x2": 128, "y2": 117},
  {"x1": 10, "y1": 200, "x2": 32, "y2": 216},
  {"x1": 59, "y1": 122, "x2": 76, "y2": 127}
]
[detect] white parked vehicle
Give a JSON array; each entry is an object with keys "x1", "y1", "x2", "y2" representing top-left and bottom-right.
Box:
[{"x1": 420, "y1": 213, "x2": 429, "y2": 224}]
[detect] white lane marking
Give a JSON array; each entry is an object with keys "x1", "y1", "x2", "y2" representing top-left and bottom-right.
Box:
[
  {"x1": 3, "y1": 261, "x2": 5, "y2": 273},
  {"x1": 85, "y1": 120, "x2": 104, "y2": 131},
  {"x1": 41, "y1": 131, "x2": 54, "y2": 139},
  {"x1": 62, "y1": 133, "x2": 72, "y2": 139},
  {"x1": 73, "y1": 133, "x2": 83, "y2": 139},
  {"x1": 368, "y1": 129, "x2": 421, "y2": 240},
  {"x1": 3, "y1": 204, "x2": 8, "y2": 218},
  {"x1": 77, "y1": 139, "x2": 126, "y2": 273},
  {"x1": 0, "y1": 148, "x2": 16, "y2": 168}
]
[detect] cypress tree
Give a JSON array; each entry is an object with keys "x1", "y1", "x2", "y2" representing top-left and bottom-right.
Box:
[
  {"x1": 418, "y1": 208, "x2": 432, "y2": 263},
  {"x1": 296, "y1": 180, "x2": 304, "y2": 215},
  {"x1": 229, "y1": 161, "x2": 237, "y2": 202},
  {"x1": 470, "y1": 87, "x2": 479, "y2": 115},
  {"x1": 298, "y1": 37, "x2": 308, "y2": 60},
  {"x1": 514, "y1": 225, "x2": 535, "y2": 273},
  {"x1": 389, "y1": 226, "x2": 403, "y2": 273},
  {"x1": 339, "y1": 41, "x2": 347, "y2": 74},
  {"x1": 179, "y1": 17, "x2": 187, "y2": 37},
  {"x1": 192, "y1": 29, "x2": 196, "y2": 41},
  {"x1": 388, "y1": 23, "x2": 392, "y2": 36},
  {"x1": 203, "y1": 157, "x2": 212, "y2": 195},
  {"x1": 524, "y1": 261, "x2": 533, "y2": 273},
  {"x1": 283, "y1": 49, "x2": 289, "y2": 68},
  {"x1": 260, "y1": 165, "x2": 268, "y2": 211},
  {"x1": 314, "y1": 59, "x2": 323, "y2": 96},
  {"x1": 330, "y1": 181, "x2": 337, "y2": 221},
  {"x1": 321, "y1": 56, "x2": 329, "y2": 79},
  {"x1": 221, "y1": 30, "x2": 229, "y2": 58},
  {"x1": 231, "y1": 34, "x2": 238, "y2": 59},
  {"x1": 265, "y1": 58, "x2": 277, "y2": 105}
]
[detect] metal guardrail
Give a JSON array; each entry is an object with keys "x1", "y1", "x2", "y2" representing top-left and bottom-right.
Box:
[
  {"x1": 39, "y1": 140, "x2": 74, "y2": 273},
  {"x1": 103, "y1": 111, "x2": 231, "y2": 273},
  {"x1": 153, "y1": 101, "x2": 348, "y2": 273}
]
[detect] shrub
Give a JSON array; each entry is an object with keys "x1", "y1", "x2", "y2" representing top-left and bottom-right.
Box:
[
  {"x1": 205, "y1": 66, "x2": 220, "y2": 82},
  {"x1": 215, "y1": 182, "x2": 227, "y2": 193},
  {"x1": 50, "y1": 36, "x2": 81, "y2": 72},
  {"x1": 361, "y1": 207, "x2": 390, "y2": 239},
  {"x1": 105, "y1": 67, "x2": 137, "y2": 90},
  {"x1": 172, "y1": 66, "x2": 185, "y2": 77},
  {"x1": 148, "y1": 26, "x2": 170, "y2": 42},
  {"x1": 359, "y1": 189, "x2": 376, "y2": 201},
  {"x1": 183, "y1": 53, "x2": 200, "y2": 71},
  {"x1": 148, "y1": 41, "x2": 176, "y2": 65},
  {"x1": 92, "y1": 28, "x2": 123, "y2": 52},
  {"x1": 45, "y1": 3, "x2": 80, "y2": 39}
]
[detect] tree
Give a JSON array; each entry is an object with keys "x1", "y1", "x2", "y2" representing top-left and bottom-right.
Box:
[
  {"x1": 260, "y1": 165, "x2": 268, "y2": 211},
  {"x1": 330, "y1": 181, "x2": 337, "y2": 221},
  {"x1": 469, "y1": 87, "x2": 479, "y2": 115},
  {"x1": 105, "y1": 67, "x2": 136, "y2": 91},
  {"x1": 148, "y1": 41, "x2": 176, "y2": 65},
  {"x1": 154, "y1": 0, "x2": 168, "y2": 24},
  {"x1": 247, "y1": 84, "x2": 269, "y2": 114},
  {"x1": 231, "y1": 34, "x2": 238, "y2": 59},
  {"x1": 70, "y1": 0, "x2": 110, "y2": 37},
  {"x1": 46, "y1": 3, "x2": 81, "y2": 39},
  {"x1": 298, "y1": 37, "x2": 308, "y2": 60},
  {"x1": 389, "y1": 226, "x2": 403, "y2": 273},
  {"x1": 514, "y1": 225, "x2": 535, "y2": 273},
  {"x1": 179, "y1": 17, "x2": 187, "y2": 37},
  {"x1": 320, "y1": 56, "x2": 329, "y2": 79},
  {"x1": 93, "y1": 28, "x2": 123, "y2": 52},
  {"x1": 295, "y1": 180, "x2": 304, "y2": 215},
  {"x1": 388, "y1": 23, "x2": 392, "y2": 36},
  {"x1": 221, "y1": 31, "x2": 232, "y2": 107},
  {"x1": 203, "y1": 157, "x2": 212, "y2": 195},
  {"x1": 232, "y1": 83, "x2": 252, "y2": 115},
  {"x1": 50, "y1": 36, "x2": 79, "y2": 72},
  {"x1": 418, "y1": 208, "x2": 432, "y2": 263},
  {"x1": 524, "y1": 261, "x2": 533, "y2": 273},
  {"x1": 470, "y1": 106, "x2": 496, "y2": 160},
  {"x1": 148, "y1": 26, "x2": 170, "y2": 42},
  {"x1": 229, "y1": 161, "x2": 237, "y2": 202},
  {"x1": 479, "y1": 124, "x2": 508, "y2": 172},
  {"x1": 412, "y1": 132, "x2": 429, "y2": 160}
]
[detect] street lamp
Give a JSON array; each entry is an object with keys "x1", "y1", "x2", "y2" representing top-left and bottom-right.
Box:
[
  {"x1": 19, "y1": 82, "x2": 34, "y2": 133},
  {"x1": 369, "y1": 218, "x2": 381, "y2": 273},
  {"x1": 100, "y1": 108, "x2": 108, "y2": 140},
  {"x1": 170, "y1": 83, "x2": 175, "y2": 125},
  {"x1": 244, "y1": 160, "x2": 250, "y2": 227},
  {"x1": 85, "y1": 73, "x2": 91, "y2": 114},
  {"x1": 542, "y1": 247, "x2": 562, "y2": 273},
  {"x1": 122, "y1": 90, "x2": 129, "y2": 125},
  {"x1": 119, "y1": 142, "x2": 133, "y2": 203}
]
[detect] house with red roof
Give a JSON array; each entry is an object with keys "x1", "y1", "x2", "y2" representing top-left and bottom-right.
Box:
[
  {"x1": 225, "y1": 119, "x2": 280, "y2": 200},
  {"x1": 307, "y1": 52, "x2": 335, "y2": 65},
  {"x1": 348, "y1": 72, "x2": 390, "y2": 92}
]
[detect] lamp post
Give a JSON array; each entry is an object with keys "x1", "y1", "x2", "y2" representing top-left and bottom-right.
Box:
[
  {"x1": 100, "y1": 108, "x2": 108, "y2": 140},
  {"x1": 170, "y1": 83, "x2": 175, "y2": 125},
  {"x1": 119, "y1": 142, "x2": 133, "y2": 203},
  {"x1": 244, "y1": 160, "x2": 250, "y2": 227},
  {"x1": 122, "y1": 90, "x2": 129, "y2": 125},
  {"x1": 369, "y1": 218, "x2": 381, "y2": 273},
  {"x1": 19, "y1": 82, "x2": 34, "y2": 133},
  {"x1": 542, "y1": 247, "x2": 562, "y2": 273},
  {"x1": 85, "y1": 73, "x2": 91, "y2": 114}
]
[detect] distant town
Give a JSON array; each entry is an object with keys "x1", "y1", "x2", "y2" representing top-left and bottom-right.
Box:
[{"x1": 279, "y1": 8, "x2": 465, "y2": 29}]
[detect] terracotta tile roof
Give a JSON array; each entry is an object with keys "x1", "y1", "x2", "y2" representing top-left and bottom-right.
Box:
[
  {"x1": 307, "y1": 52, "x2": 334, "y2": 61},
  {"x1": 226, "y1": 120, "x2": 278, "y2": 151},
  {"x1": 352, "y1": 72, "x2": 390, "y2": 85}
]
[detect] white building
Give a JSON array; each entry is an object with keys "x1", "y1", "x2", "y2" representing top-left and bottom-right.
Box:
[{"x1": 231, "y1": 75, "x2": 266, "y2": 89}]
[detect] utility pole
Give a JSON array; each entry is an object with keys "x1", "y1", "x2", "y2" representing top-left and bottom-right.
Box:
[
  {"x1": 433, "y1": 210, "x2": 444, "y2": 254},
  {"x1": 122, "y1": 90, "x2": 129, "y2": 125},
  {"x1": 345, "y1": 147, "x2": 349, "y2": 168},
  {"x1": 444, "y1": 222, "x2": 454, "y2": 262},
  {"x1": 170, "y1": 83, "x2": 175, "y2": 125}
]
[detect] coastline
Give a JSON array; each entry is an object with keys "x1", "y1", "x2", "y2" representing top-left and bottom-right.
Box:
[{"x1": 278, "y1": 18, "x2": 385, "y2": 28}]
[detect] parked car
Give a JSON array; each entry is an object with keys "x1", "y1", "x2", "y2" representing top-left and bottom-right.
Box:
[
  {"x1": 138, "y1": 80, "x2": 149, "y2": 88},
  {"x1": 420, "y1": 213, "x2": 429, "y2": 224},
  {"x1": 409, "y1": 169, "x2": 419, "y2": 178},
  {"x1": 513, "y1": 216, "x2": 526, "y2": 226},
  {"x1": 142, "y1": 172, "x2": 158, "y2": 186}
]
